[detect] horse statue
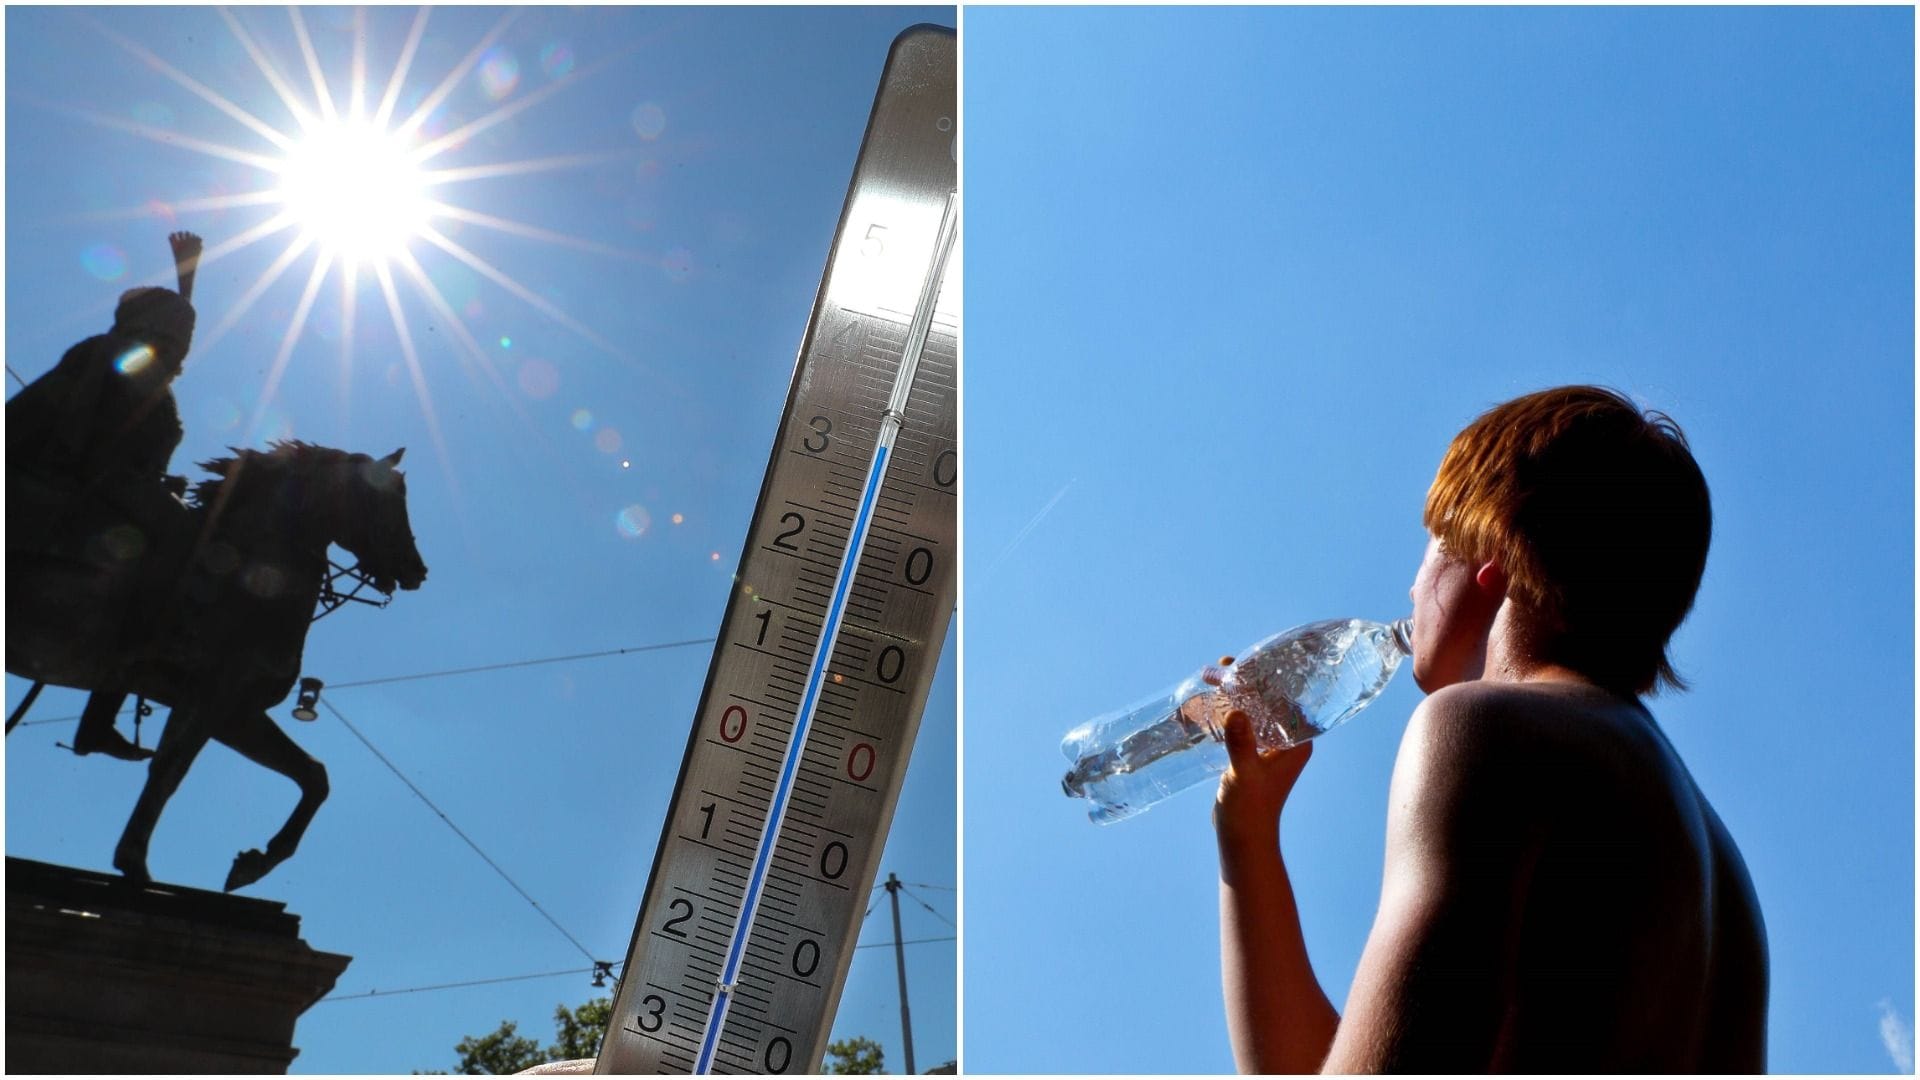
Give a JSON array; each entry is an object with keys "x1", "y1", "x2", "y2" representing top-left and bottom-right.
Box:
[{"x1": 7, "y1": 440, "x2": 428, "y2": 891}]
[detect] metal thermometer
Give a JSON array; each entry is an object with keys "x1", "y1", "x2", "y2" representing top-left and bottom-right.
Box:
[{"x1": 597, "y1": 25, "x2": 956, "y2": 1075}]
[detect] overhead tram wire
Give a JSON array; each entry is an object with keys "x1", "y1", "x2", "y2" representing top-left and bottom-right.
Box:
[
  {"x1": 317, "y1": 933, "x2": 958, "y2": 1004},
  {"x1": 856, "y1": 935, "x2": 955, "y2": 950},
  {"x1": 11, "y1": 635, "x2": 718, "y2": 727},
  {"x1": 14, "y1": 639, "x2": 956, "y2": 992},
  {"x1": 325, "y1": 637, "x2": 715, "y2": 690},
  {"x1": 318, "y1": 965, "x2": 610, "y2": 1003},
  {"x1": 7, "y1": 365, "x2": 27, "y2": 389},
  {"x1": 898, "y1": 884, "x2": 956, "y2": 929},
  {"x1": 320, "y1": 889, "x2": 954, "y2": 1004},
  {"x1": 863, "y1": 881, "x2": 956, "y2": 923},
  {"x1": 322, "y1": 696, "x2": 600, "y2": 966},
  {"x1": 13, "y1": 629, "x2": 956, "y2": 1006},
  {"x1": 321, "y1": 883, "x2": 953, "y2": 1005},
  {"x1": 323, "y1": 938, "x2": 958, "y2": 1004}
]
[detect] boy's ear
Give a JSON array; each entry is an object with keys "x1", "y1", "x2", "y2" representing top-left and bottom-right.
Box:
[{"x1": 1473, "y1": 557, "x2": 1508, "y2": 596}]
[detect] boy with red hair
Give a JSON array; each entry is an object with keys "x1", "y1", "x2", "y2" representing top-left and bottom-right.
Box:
[{"x1": 1216, "y1": 386, "x2": 1767, "y2": 1071}]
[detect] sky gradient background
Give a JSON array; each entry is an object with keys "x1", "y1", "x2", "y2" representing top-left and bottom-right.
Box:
[
  {"x1": 964, "y1": 6, "x2": 1912, "y2": 1074},
  {"x1": 5, "y1": 6, "x2": 955, "y2": 1073}
]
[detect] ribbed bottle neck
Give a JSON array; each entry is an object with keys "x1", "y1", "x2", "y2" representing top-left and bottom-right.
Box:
[{"x1": 1388, "y1": 617, "x2": 1414, "y2": 656}]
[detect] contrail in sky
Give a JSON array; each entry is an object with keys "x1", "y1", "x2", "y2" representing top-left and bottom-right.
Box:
[{"x1": 980, "y1": 479, "x2": 1075, "y2": 586}]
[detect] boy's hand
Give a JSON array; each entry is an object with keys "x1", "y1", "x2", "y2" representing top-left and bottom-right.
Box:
[
  {"x1": 1212, "y1": 652, "x2": 1314, "y2": 848},
  {"x1": 1214, "y1": 711, "x2": 1313, "y2": 845}
]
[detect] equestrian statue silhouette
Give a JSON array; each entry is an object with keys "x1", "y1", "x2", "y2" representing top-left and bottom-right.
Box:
[{"x1": 6, "y1": 232, "x2": 429, "y2": 891}]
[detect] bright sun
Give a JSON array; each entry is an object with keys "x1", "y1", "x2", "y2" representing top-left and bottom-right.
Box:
[
  {"x1": 84, "y1": 6, "x2": 634, "y2": 458},
  {"x1": 276, "y1": 117, "x2": 432, "y2": 265}
]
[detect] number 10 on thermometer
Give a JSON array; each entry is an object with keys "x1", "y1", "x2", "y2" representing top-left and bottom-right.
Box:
[{"x1": 596, "y1": 25, "x2": 957, "y2": 1075}]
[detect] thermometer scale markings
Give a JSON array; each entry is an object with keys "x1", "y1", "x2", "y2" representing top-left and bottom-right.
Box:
[
  {"x1": 695, "y1": 193, "x2": 957, "y2": 1073},
  {"x1": 599, "y1": 27, "x2": 953, "y2": 1074}
]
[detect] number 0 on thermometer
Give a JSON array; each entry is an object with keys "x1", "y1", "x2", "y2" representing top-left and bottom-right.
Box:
[{"x1": 596, "y1": 25, "x2": 957, "y2": 1075}]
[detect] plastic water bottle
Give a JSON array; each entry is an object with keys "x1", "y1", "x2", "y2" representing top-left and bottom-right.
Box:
[{"x1": 1060, "y1": 617, "x2": 1413, "y2": 824}]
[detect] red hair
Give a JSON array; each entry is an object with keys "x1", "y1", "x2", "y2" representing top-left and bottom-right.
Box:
[{"x1": 1423, "y1": 386, "x2": 1712, "y2": 695}]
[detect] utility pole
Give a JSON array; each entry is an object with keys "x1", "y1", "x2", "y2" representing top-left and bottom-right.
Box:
[{"x1": 883, "y1": 873, "x2": 916, "y2": 1075}]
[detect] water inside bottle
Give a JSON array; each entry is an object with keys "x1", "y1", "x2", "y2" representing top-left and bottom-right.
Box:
[
  {"x1": 1217, "y1": 618, "x2": 1409, "y2": 749},
  {"x1": 1061, "y1": 618, "x2": 1411, "y2": 824},
  {"x1": 1060, "y1": 673, "x2": 1227, "y2": 824}
]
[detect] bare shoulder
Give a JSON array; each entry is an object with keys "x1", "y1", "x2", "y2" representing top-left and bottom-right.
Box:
[
  {"x1": 1405, "y1": 679, "x2": 1664, "y2": 773},
  {"x1": 1396, "y1": 682, "x2": 1574, "y2": 789},
  {"x1": 1385, "y1": 683, "x2": 1563, "y2": 854},
  {"x1": 1408, "y1": 678, "x2": 1613, "y2": 732},
  {"x1": 1402, "y1": 680, "x2": 1541, "y2": 745},
  {"x1": 1390, "y1": 681, "x2": 1658, "y2": 847}
]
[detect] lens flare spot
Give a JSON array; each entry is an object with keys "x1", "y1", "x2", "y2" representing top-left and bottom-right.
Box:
[
  {"x1": 81, "y1": 243, "x2": 128, "y2": 282},
  {"x1": 243, "y1": 563, "x2": 287, "y2": 598},
  {"x1": 594, "y1": 428, "x2": 623, "y2": 454},
  {"x1": 571, "y1": 408, "x2": 593, "y2": 431},
  {"x1": 114, "y1": 344, "x2": 155, "y2": 375},
  {"x1": 616, "y1": 504, "x2": 651, "y2": 539},
  {"x1": 620, "y1": 459, "x2": 632, "y2": 469},
  {"x1": 250, "y1": 408, "x2": 295, "y2": 444},
  {"x1": 671, "y1": 513, "x2": 684, "y2": 525},
  {"x1": 98, "y1": 524, "x2": 146, "y2": 562},
  {"x1": 663, "y1": 247, "x2": 694, "y2": 284},
  {"x1": 205, "y1": 397, "x2": 243, "y2": 432},
  {"x1": 477, "y1": 47, "x2": 520, "y2": 100},
  {"x1": 710, "y1": 552, "x2": 721, "y2": 561},
  {"x1": 832, "y1": 673, "x2": 844, "y2": 684},
  {"x1": 431, "y1": 261, "x2": 481, "y2": 309},
  {"x1": 623, "y1": 192, "x2": 660, "y2": 232},
  {"x1": 499, "y1": 336, "x2": 512, "y2": 349},
  {"x1": 132, "y1": 101, "x2": 176, "y2": 129},
  {"x1": 411, "y1": 96, "x2": 451, "y2": 141},
  {"x1": 463, "y1": 297, "x2": 486, "y2": 319},
  {"x1": 630, "y1": 102, "x2": 667, "y2": 141},
  {"x1": 540, "y1": 42, "x2": 575, "y2": 79},
  {"x1": 517, "y1": 358, "x2": 559, "y2": 399}
]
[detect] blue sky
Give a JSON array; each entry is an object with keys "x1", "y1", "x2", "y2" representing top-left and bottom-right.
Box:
[
  {"x1": 964, "y1": 6, "x2": 1912, "y2": 1074},
  {"x1": 5, "y1": 6, "x2": 953, "y2": 1073}
]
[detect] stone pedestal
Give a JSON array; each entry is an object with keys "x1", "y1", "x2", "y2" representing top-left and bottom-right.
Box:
[{"x1": 6, "y1": 857, "x2": 351, "y2": 1074}]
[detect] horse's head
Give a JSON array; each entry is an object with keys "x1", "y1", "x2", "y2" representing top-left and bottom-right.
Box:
[{"x1": 337, "y1": 448, "x2": 428, "y2": 593}]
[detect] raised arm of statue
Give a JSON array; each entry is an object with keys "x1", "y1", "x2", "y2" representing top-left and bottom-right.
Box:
[{"x1": 169, "y1": 231, "x2": 201, "y2": 301}]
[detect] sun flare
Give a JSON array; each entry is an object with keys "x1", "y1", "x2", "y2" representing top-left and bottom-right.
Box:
[
  {"x1": 275, "y1": 117, "x2": 432, "y2": 265},
  {"x1": 67, "y1": 6, "x2": 651, "y2": 495}
]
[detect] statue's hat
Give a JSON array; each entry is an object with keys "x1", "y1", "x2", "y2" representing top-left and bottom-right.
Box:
[{"x1": 113, "y1": 286, "x2": 196, "y2": 348}]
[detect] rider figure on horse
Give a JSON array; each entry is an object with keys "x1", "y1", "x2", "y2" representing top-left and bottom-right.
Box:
[{"x1": 6, "y1": 231, "x2": 203, "y2": 760}]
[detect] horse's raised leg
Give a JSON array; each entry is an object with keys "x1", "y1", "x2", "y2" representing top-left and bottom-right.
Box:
[
  {"x1": 112, "y1": 705, "x2": 209, "y2": 883},
  {"x1": 212, "y1": 709, "x2": 329, "y2": 892},
  {"x1": 72, "y1": 689, "x2": 154, "y2": 761}
]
